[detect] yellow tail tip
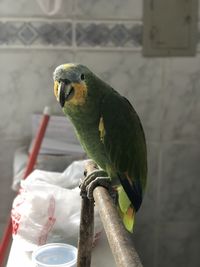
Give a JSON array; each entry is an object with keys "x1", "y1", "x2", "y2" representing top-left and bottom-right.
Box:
[{"x1": 123, "y1": 207, "x2": 135, "y2": 233}]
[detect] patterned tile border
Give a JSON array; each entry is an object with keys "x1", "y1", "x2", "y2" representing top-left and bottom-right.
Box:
[
  {"x1": 0, "y1": 21, "x2": 72, "y2": 46},
  {"x1": 76, "y1": 22, "x2": 142, "y2": 48},
  {"x1": 0, "y1": 20, "x2": 142, "y2": 49}
]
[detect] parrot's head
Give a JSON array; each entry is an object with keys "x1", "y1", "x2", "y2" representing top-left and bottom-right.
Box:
[{"x1": 53, "y1": 63, "x2": 99, "y2": 109}]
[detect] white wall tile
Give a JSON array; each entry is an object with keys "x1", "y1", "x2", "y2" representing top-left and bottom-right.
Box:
[
  {"x1": 161, "y1": 57, "x2": 200, "y2": 142},
  {"x1": 0, "y1": 50, "x2": 74, "y2": 139},
  {"x1": 75, "y1": 0, "x2": 142, "y2": 20},
  {"x1": 0, "y1": 0, "x2": 73, "y2": 18},
  {"x1": 159, "y1": 144, "x2": 200, "y2": 222},
  {"x1": 157, "y1": 223, "x2": 200, "y2": 267}
]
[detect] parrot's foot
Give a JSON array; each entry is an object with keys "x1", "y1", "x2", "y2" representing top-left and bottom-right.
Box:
[{"x1": 80, "y1": 169, "x2": 112, "y2": 200}]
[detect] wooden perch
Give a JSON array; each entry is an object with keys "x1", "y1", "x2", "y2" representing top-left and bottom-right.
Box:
[
  {"x1": 93, "y1": 187, "x2": 143, "y2": 267},
  {"x1": 77, "y1": 160, "x2": 96, "y2": 267},
  {"x1": 77, "y1": 160, "x2": 143, "y2": 267}
]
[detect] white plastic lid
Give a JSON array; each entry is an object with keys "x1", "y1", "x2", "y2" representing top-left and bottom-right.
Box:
[{"x1": 32, "y1": 243, "x2": 77, "y2": 267}]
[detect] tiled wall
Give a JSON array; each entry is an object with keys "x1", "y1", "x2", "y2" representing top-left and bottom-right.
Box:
[{"x1": 0, "y1": 1, "x2": 200, "y2": 266}]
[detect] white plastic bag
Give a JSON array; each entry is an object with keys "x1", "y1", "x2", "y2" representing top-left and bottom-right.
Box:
[
  {"x1": 12, "y1": 146, "x2": 86, "y2": 191},
  {"x1": 11, "y1": 160, "x2": 102, "y2": 251}
]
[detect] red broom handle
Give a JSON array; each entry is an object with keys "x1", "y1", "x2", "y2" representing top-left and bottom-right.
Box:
[{"x1": 0, "y1": 107, "x2": 51, "y2": 266}]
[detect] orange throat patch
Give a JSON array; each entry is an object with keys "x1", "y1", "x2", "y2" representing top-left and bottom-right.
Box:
[{"x1": 69, "y1": 82, "x2": 87, "y2": 106}]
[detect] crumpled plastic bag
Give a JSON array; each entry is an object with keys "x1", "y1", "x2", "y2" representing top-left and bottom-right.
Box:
[
  {"x1": 12, "y1": 146, "x2": 86, "y2": 191},
  {"x1": 11, "y1": 160, "x2": 102, "y2": 251}
]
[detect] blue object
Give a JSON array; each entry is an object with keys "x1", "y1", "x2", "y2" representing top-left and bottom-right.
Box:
[{"x1": 32, "y1": 243, "x2": 77, "y2": 267}]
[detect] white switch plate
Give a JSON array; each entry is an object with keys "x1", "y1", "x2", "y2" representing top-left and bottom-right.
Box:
[{"x1": 143, "y1": 0, "x2": 198, "y2": 56}]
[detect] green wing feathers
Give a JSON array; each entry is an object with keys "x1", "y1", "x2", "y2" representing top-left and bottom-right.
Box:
[{"x1": 101, "y1": 91, "x2": 147, "y2": 232}]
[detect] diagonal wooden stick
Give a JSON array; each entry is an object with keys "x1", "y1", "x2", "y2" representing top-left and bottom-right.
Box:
[
  {"x1": 77, "y1": 160, "x2": 143, "y2": 267},
  {"x1": 93, "y1": 187, "x2": 143, "y2": 267}
]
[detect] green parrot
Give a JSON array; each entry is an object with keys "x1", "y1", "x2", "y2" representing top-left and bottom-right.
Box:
[{"x1": 53, "y1": 63, "x2": 147, "y2": 232}]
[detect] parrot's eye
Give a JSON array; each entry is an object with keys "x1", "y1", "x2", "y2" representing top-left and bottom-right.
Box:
[{"x1": 80, "y1": 73, "x2": 85, "y2": 81}]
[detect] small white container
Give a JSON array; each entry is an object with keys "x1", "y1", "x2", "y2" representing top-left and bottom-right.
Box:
[{"x1": 32, "y1": 243, "x2": 77, "y2": 267}]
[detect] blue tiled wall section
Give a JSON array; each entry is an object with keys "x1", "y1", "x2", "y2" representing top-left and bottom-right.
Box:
[
  {"x1": 0, "y1": 20, "x2": 142, "y2": 48},
  {"x1": 76, "y1": 22, "x2": 142, "y2": 48},
  {"x1": 0, "y1": 21, "x2": 72, "y2": 46}
]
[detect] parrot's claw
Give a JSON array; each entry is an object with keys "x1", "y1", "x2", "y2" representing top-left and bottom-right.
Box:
[
  {"x1": 80, "y1": 169, "x2": 108, "y2": 188},
  {"x1": 86, "y1": 177, "x2": 111, "y2": 200},
  {"x1": 80, "y1": 169, "x2": 111, "y2": 199}
]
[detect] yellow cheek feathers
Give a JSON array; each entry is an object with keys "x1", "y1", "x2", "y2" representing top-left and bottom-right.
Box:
[
  {"x1": 53, "y1": 81, "x2": 87, "y2": 106},
  {"x1": 68, "y1": 83, "x2": 87, "y2": 106}
]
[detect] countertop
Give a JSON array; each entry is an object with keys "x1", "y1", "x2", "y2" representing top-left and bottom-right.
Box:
[{"x1": 7, "y1": 231, "x2": 116, "y2": 267}]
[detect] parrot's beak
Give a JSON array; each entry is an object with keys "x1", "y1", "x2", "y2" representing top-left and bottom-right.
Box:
[{"x1": 58, "y1": 79, "x2": 75, "y2": 107}]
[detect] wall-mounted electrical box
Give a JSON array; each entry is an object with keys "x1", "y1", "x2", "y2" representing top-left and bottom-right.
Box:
[{"x1": 143, "y1": 0, "x2": 198, "y2": 56}]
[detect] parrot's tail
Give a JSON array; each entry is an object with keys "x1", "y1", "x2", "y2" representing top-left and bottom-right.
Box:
[
  {"x1": 121, "y1": 206, "x2": 135, "y2": 233},
  {"x1": 116, "y1": 185, "x2": 136, "y2": 233},
  {"x1": 117, "y1": 205, "x2": 135, "y2": 233}
]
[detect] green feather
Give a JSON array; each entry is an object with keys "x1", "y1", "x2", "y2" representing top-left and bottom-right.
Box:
[{"x1": 117, "y1": 186, "x2": 131, "y2": 213}]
